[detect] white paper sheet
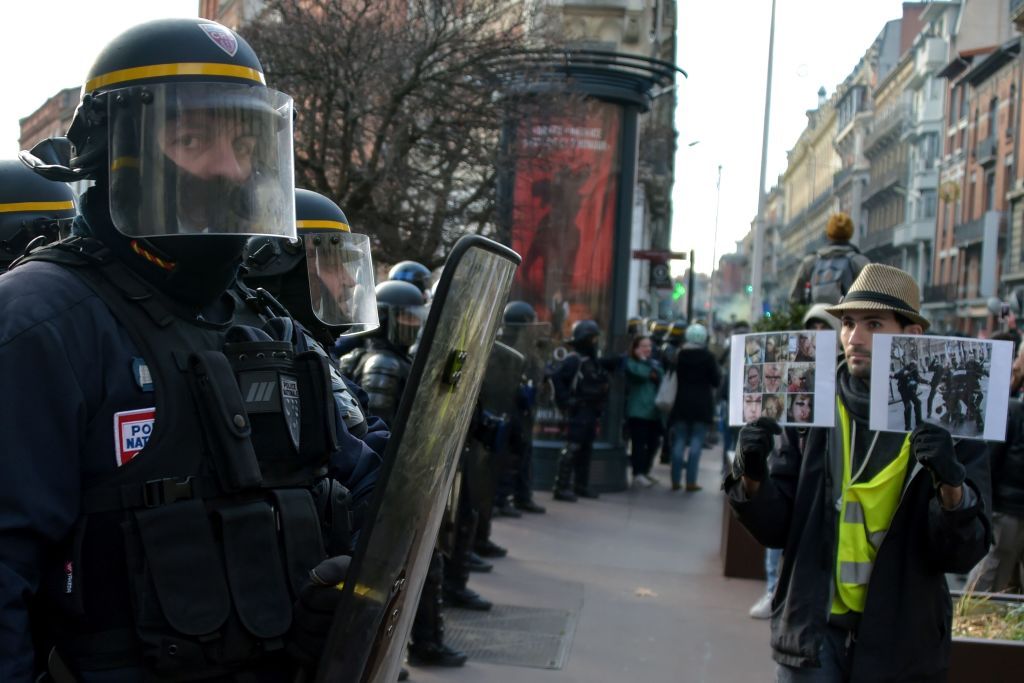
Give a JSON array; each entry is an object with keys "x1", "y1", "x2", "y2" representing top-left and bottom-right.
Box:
[
  {"x1": 868, "y1": 334, "x2": 1013, "y2": 442},
  {"x1": 728, "y1": 330, "x2": 837, "y2": 428}
]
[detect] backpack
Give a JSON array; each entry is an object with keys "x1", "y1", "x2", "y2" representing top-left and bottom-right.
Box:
[{"x1": 808, "y1": 253, "x2": 855, "y2": 304}]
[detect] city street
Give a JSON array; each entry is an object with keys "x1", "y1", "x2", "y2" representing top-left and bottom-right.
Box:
[{"x1": 408, "y1": 448, "x2": 771, "y2": 683}]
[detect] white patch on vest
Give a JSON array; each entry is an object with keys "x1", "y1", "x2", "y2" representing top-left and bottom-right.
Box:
[
  {"x1": 199, "y1": 23, "x2": 238, "y2": 57},
  {"x1": 113, "y1": 407, "x2": 156, "y2": 467}
]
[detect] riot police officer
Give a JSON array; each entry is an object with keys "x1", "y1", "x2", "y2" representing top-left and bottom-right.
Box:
[
  {"x1": 551, "y1": 319, "x2": 621, "y2": 501},
  {"x1": 661, "y1": 319, "x2": 686, "y2": 371},
  {"x1": 4, "y1": 18, "x2": 377, "y2": 681},
  {"x1": 491, "y1": 301, "x2": 547, "y2": 518},
  {"x1": 388, "y1": 260, "x2": 433, "y2": 296},
  {"x1": 340, "y1": 279, "x2": 426, "y2": 425},
  {"x1": 0, "y1": 159, "x2": 76, "y2": 269}
]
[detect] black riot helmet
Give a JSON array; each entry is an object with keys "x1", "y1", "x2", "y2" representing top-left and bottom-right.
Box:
[
  {"x1": 503, "y1": 300, "x2": 538, "y2": 325},
  {"x1": 627, "y1": 316, "x2": 643, "y2": 336},
  {"x1": 376, "y1": 280, "x2": 428, "y2": 350},
  {"x1": 243, "y1": 189, "x2": 378, "y2": 339},
  {"x1": 0, "y1": 160, "x2": 76, "y2": 268},
  {"x1": 388, "y1": 260, "x2": 432, "y2": 297},
  {"x1": 667, "y1": 320, "x2": 687, "y2": 345},
  {"x1": 648, "y1": 319, "x2": 669, "y2": 343},
  {"x1": 569, "y1": 319, "x2": 601, "y2": 348}
]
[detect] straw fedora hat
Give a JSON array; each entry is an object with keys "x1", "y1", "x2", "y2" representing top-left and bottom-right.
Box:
[{"x1": 825, "y1": 264, "x2": 930, "y2": 331}]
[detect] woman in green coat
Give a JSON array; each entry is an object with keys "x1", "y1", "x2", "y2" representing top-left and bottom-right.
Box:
[{"x1": 625, "y1": 335, "x2": 663, "y2": 487}]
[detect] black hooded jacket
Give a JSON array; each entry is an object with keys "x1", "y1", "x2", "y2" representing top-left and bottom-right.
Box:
[{"x1": 723, "y1": 360, "x2": 991, "y2": 682}]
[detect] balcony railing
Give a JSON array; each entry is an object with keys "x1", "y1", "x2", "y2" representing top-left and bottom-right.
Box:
[
  {"x1": 953, "y1": 217, "x2": 985, "y2": 246},
  {"x1": 833, "y1": 167, "x2": 852, "y2": 189},
  {"x1": 974, "y1": 135, "x2": 997, "y2": 166},
  {"x1": 923, "y1": 283, "x2": 958, "y2": 304},
  {"x1": 866, "y1": 165, "x2": 906, "y2": 200},
  {"x1": 866, "y1": 103, "x2": 911, "y2": 151},
  {"x1": 861, "y1": 226, "x2": 895, "y2": 252}
]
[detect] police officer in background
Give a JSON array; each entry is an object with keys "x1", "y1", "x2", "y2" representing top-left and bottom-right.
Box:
[
  {"x1": 551, "y1": 320, "x2": 621, "y2": 501},
  {"x1": 0, "y1": 159, "x2": 76, "y2": 269},
  {"x1": 490, "y1": 301, "x2": 547, "y2": 518},
  {"x1": 388, "y1": 260, "x2": 433, "y2": 297},
  {"x1": 4, "y1": 18, "x2": 379, "y2": 681},
  {"x1": 340, "y1": 279, "x2": 426, "y2": 425}
]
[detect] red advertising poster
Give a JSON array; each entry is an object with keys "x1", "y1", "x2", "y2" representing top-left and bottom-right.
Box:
[
  {"x1": 511, "y1": 101, "x2": 622, "y2": 341},
  {"x1": 510, "y1": 101, "x2": 622, "y2": 438}
]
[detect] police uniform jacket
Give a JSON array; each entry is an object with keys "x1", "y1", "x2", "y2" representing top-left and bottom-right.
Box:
[
  {"x1": 0, "y1": 257, "x2": 382, "y2": 681},
  {"x1": 723, "y1": 360, "x2": 991, "y2": 682}
]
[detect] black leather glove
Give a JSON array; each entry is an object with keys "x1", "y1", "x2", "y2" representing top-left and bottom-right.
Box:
[
  {"x1": 734, "y1": 417, "x2": 781, "y2": 481},
  {"x1": 910, "y1": 423, "x2": 965, "y2": 488},
  {"x1": 288, "y1": 555, "x2": 351, "y2": 667}
]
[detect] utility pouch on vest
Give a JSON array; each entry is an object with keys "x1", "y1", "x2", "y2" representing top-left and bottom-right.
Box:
[
  {"x1": 225, "y1": 340, "x2": 305, "y2": 485},
  {"x1": 189, "y1": 350, "x2": 263, "y2": 492},
  {"x1": 216, "y1": 502, "x2": 293, "y2": 641},
  {"x1": 294, "y1": 350, "x2": 339, "y2": 465},
  {"x1": 310, "y1": 479, "x2": 354, "y2": 559},
  {"x1": 274, "y1": 488, "x2": 329, "y2": 595}
]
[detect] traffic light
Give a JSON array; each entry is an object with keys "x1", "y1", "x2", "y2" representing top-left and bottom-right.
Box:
[
  {"x1": 745, "y1": 284, "x2": 753, "y2": 294},
  {"x1": 672, "y1": 282, "x2": 686, "y2": 301}
]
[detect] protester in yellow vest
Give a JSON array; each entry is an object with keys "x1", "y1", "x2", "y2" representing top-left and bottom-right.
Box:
[{"x1": 724, "y1": 264, "x2": 992, "y2": 682}]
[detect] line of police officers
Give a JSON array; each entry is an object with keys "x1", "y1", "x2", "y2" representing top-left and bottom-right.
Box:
[{"x1": 0, "y1": 16, "x2": 576, "y2": 681}]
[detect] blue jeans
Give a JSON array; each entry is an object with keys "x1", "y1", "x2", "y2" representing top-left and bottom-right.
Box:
[
  {"x1": 775, "y1": 624, "x2": 854, "y2": 682},
  {"x1": 671, "y1": 421, "x2": 707, "y2": 486},
  {"x1": 766, "y1": 547, "x2": 783, "y2": 594}
]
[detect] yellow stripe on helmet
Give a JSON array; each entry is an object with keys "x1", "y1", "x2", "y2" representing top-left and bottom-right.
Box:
[
  {"x1": 110, "y1": 157, "x2": 140, "y2": 171},
  {"x1": 296, "y1": 220, "x2": 350, "y2": 232},
  {"x1": 0, "y1": 201, "x2": 75, "y2": 213},
  {"x1": 86, "y1": 62, "x2": 266, "y2": 92}
]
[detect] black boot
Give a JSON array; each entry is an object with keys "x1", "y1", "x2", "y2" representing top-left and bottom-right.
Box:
[
  {"x1": 553, "y1": 448, "x2": 577, "y2": 502},
  {"x1": 442, "y1": 583, "x2": 493, "y2": 611},
  {"x1": 466, "y1": 551, "x2": 493, "y2": 573},
  {"x1": 409, "y1": 550, "x2": 467, "y2": 666},
  {"x1": 407, "y1": 642, "x2": 469, "y2": 667},
  {"x1": 475, "y1": 538, "x2": 508, "y2": 558}
]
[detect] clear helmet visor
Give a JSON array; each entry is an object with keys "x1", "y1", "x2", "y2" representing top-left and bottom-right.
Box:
[
  {"x1": 304, "y1": 231, "x2": 379, "y2": 334},
  {"x1": 107, "y1": 82, "x2": 295, "y2": 238},
  {"x1": 387, "y1": 304, "x2": 427, "y2": 348}
]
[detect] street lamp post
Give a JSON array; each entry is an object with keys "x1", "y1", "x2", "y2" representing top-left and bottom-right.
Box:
[
  {"x1": 707, "y1": 164, "x2": 723, "y2": 328},
  {"x1": 749, "y1": 0, "x2": 777, "y2": 324}
]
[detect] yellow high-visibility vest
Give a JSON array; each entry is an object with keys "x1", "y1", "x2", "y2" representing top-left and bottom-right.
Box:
[{"x1": 831, "y1": 401, "x2": 911, "y2": 615}]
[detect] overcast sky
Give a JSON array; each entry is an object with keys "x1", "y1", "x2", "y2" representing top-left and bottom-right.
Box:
[
  {"x1": 1, "y1": 1, "x2": 910, "y2": 275},
  {"x1": 674, "y1": 0, "x2": 909, "y2": 274}
]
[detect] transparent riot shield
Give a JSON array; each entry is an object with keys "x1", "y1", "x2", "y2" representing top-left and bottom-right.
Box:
[{"x1": 315, "y1": 236, "x2": 520, "y2": 683}]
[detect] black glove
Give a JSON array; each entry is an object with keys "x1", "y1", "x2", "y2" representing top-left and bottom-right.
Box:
[
  {"x1": 649, "y1": 370, "x2": 660, "y2": 382},
  {"x1": 910, "y1": 423, "x2": 965, "y2": 488},
  {"x1": 288, "y1": 555, "x2": 351, "y2": 667},
  {"x1": 734, "y1": 417, "x2": 781, "y2": 481}
]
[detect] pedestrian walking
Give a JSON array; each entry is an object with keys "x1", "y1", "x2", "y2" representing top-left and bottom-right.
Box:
[
  {"x1": 789, "y1": 211, "x2": 870, "y2": 305},
  {"x1": 725, "y1": 264, "x2": 991, "y2": 680},
  {"x1": 625, "y1": 336, "x2": 663, "y2": 487},
  {"x1": 668, "y1": 324, "x2": 720, "y2": 492}
]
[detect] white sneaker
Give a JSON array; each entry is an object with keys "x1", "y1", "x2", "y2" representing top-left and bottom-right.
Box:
[
  {"x1": 644, "y1": 473, "x2": 660, "y2": 486},
  {"x1": 634, "y1": 474, "x2": 652, "y2": 487},
  {"x1": 749, "y1": 592, "x2": 772, "y2": 619}
]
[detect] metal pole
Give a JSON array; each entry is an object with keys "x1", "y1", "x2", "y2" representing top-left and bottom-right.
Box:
[
  {"x1": 749, "y1": 0, "x2": 777, "y2": 324},
  {"x1": 707, "y1": 164, "x2": 723, "y2": 328},
  {"x1": 687, "y1": 249, "x2": 695, "y2": 322}
]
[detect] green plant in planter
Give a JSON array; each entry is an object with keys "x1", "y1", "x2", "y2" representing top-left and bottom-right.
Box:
[{"x1": 953, "y1": 591, "x2": 1024, "y2": 642}]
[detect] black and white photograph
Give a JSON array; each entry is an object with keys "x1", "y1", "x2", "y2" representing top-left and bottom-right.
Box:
[
  {"x1": 869, "y1": 334, "x2": 1014, "y2": 441},
  {"x1": 729, "y1": 330, "x2": 837, "y2": 427}
]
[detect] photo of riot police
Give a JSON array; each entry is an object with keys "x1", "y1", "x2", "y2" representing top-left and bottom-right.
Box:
[{"x1": 870, "y1": 334, "x2": 1014, "y2": 440}]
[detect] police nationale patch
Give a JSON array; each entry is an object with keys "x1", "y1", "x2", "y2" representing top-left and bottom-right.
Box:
[
  {"x1": 199, "y1": 23, "x2": 238, "y2": 57},
  {"x1": 132, "y1": 357, "x2": 154, "y2": 392},
  {"x1": 113, "y1": 407, "x2": 156, "y2": 467}
]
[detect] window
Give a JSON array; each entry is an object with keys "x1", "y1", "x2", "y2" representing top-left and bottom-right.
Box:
[
  {"x1": 1008, "y1": 86, "x2": 1016, "y2": 138},
  {"x1": 984, "y1": 171, "x2": 995, "y2": 211},
  {"x1": 949, "y1": 85, "x2": 958, "y2": 125},
  {"x1": 960, "y1": 83, "x2": 969, "y2": 119},
  {"x1": 921, "y1": 189, "x2": 937, "y2": 219},
  {"x1": 988, "y1": 96, "x2": 998, "y2": 139}
]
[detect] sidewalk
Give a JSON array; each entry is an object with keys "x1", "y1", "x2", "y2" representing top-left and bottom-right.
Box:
[{"x1": 408, "y1": 447, "x2": 776, "y2": 683}]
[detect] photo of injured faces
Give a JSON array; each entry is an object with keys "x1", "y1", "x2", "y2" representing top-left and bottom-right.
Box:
[{"x1": 728, "y1": 331, "x2": 837, "y2": 427}]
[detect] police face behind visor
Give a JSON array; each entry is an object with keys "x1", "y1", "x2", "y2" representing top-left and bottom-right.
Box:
[{"x1": 3, "y1": 18, "x2": 370, "y2": 681}]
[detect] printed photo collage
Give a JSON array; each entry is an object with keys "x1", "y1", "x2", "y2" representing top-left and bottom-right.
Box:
[{"x1": 740, "y1": 332, "x2": 819, "y2": 426}]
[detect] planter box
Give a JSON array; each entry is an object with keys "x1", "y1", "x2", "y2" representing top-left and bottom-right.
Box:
[{"x1": 949, "y1": 590, "x2": 1024, "y2": 683}]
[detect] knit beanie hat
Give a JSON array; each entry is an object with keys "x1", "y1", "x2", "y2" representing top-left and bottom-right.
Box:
[{"x1": 825, "y1": 212, "x2": 854, "y2": 242}]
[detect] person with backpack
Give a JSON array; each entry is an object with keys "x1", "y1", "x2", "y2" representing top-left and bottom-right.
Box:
[
  {"x1": 550, "y1": 320, "x2": 621, "y2": 501},
  {"x1": 788, "y1": 212, "x2": 871, "y2": 306}
]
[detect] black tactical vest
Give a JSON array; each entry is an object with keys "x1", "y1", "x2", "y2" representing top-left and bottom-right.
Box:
[{"x1": 22, "y1": 238, "x2": 338, "y2": 678}]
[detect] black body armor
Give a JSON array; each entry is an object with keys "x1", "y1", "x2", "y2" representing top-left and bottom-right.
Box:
[{"x1": 23, "y1": 238, "x2": 340, "y2": 677}]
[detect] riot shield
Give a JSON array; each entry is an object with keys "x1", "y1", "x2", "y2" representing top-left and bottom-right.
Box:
[{"x1": 315, "y1": 236, "x2": 520, "y2": 683}]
